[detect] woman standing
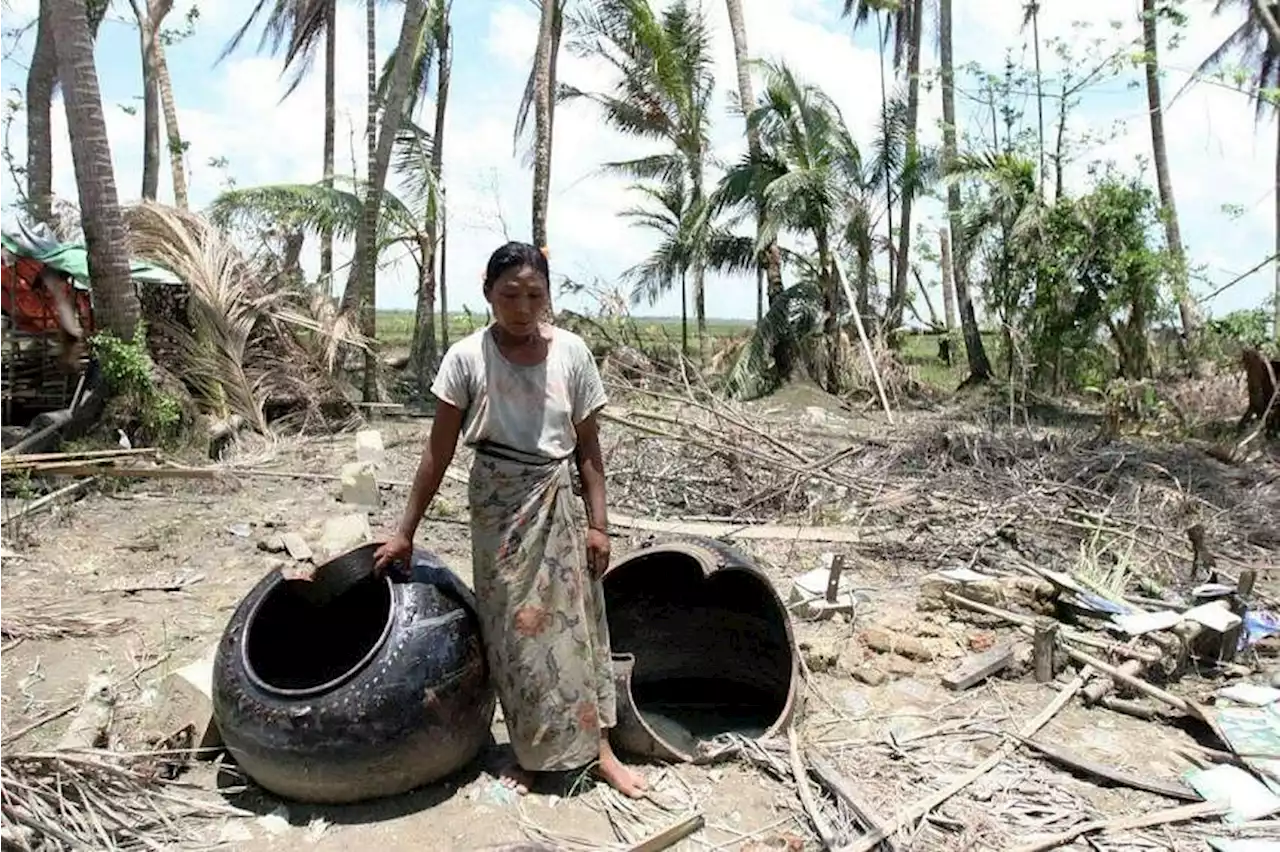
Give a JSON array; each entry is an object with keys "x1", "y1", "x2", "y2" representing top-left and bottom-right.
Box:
[{"x1": 373, "y1": 242, "x2": 647, "y2": 798}]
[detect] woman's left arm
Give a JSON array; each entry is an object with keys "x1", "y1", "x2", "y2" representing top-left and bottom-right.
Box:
[{"x1": 574, "y1": 414, "x2": 608, "y2": 532}]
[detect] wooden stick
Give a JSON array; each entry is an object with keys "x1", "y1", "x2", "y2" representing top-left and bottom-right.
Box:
[
  {"x1": 787, "y1": 727, "x2": 839, "y2": 850},
  {"x1": 627, "y1": 813, "x2": 705, "y2": 852},
  {"x1": 0, "y1": 477, "x2": 95, "y2": 526},
  {"x1": 942, "y1": 592, "x2": 1161, "y2": 663},
  {"x1": 1033, "y1": 618, "x2": 1058, "y2": 683},
  {"x1": 0, "y1": 447, "x2": 159, "y2": 465},
  {"x1": 1007, "y1": 801, "x2": 1227, "y2": 852},
  {"x1": 1056, "y1": 643, "x2": 1193, "y2": 715},
  {"x1": 844, "y1": 674, "x2": 1088, "y2": 852},
  {"x1": 17, "y1": 465, "x2": 220, "y2": 480},
  {"x1": 806, "y1": 749, "x2": 901, "y2": 852}
]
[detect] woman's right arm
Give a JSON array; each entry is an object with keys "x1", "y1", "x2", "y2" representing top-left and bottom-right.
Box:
[{"x1": 374, "y1": 401, "x2": 464, "y2": 570}]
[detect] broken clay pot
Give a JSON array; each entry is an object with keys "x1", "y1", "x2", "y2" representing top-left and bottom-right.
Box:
[{"x1": 602, "y1": 537, "x2": 801, "y2": 763}]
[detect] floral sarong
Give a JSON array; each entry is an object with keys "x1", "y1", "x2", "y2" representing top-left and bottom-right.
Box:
[{"x1": 468, "y1": 444, "x2": 617, "y2": 772}]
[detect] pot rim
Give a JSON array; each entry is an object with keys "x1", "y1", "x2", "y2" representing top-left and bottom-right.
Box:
[{"x1": 241, "y1": 555, "x2": 397, "y2": 699}]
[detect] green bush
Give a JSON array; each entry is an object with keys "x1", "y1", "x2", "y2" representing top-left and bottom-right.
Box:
[{"x1": 90, "y1": 322, "x2": 184, "y2": 444}]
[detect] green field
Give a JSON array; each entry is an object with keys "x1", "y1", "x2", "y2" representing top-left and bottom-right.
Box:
[
  {"x1": 374, "y1": 310, "x2": 755, "y2": 349},
  {"x1": 375, "y1": 309, "x2": 985, "y2": 391}
]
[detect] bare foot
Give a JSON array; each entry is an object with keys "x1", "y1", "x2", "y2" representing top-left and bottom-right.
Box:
[
  {"x1": 497, "y1": 763, "x2": 534, "y2": 795},
  {"x1": 596, "y1": 739, "x2": 647, "y2": 798}
]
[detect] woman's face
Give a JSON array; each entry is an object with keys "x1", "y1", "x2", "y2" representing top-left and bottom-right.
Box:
[{"x1": 486, "y1": 264, "x2": 548, "y2": 338}]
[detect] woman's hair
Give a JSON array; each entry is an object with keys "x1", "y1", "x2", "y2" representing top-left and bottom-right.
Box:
[{"x1": 483, "y1": 241, "x2": 550, "y2": 293}]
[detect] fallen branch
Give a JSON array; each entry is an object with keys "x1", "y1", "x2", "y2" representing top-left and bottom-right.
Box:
[
  {"x1": 627, "y1": 813, "x2": 705, "y2": 852},
  {"x1": 844, "y1": 673, "x2": 1088, "y2": 852},
  {"x1": 0, "y1": 747, "x2": 248, "y2": 850},
  {"x1": 1007, "y1": 800, "x2": 1228, "y2": 852}
]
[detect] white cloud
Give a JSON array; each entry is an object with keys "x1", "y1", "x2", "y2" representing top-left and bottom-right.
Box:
[{"x1": 0, "y1": 0, "x2": 1272, "y2": 326}]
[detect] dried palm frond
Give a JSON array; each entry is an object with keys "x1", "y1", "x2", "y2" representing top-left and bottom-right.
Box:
[
  {"x1": 1, "y1": 749, "x2": 248, "y2": 850},
  {"x1": 124, "y1": 202, "x2": 366, "y2": 436},
  {"x1": 0, "y1": 607, "x2": 131, "y2": 642}
]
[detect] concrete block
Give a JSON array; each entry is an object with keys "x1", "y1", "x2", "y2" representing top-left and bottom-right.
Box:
[
  {"x1": 280, "y1": 532, "x2": 313, "y2": 562},
  {"x1": 355, "y1": 429, "x2": 385, "y2": 464},
  {"x1": 317, "y1": 513, "x2": 373, "y2": 563},
  {"x1": 149, "y1": 643, "x2": 221, "y2": 757},
  {"x1": 340, "y1": 461, "x2": 381, "y2": 509}
]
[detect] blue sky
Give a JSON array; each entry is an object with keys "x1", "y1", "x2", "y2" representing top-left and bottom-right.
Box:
[{"x1": 0, "y1": 0, "x2": 1273, "y2": 325}]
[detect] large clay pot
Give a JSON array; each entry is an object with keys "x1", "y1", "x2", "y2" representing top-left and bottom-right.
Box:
[
  {"x1": 211, "y1": 544, "x2": 495, "y2": 804},
  {"x1": 601, "y1": 537, "x2": 801, "y2": 763}
]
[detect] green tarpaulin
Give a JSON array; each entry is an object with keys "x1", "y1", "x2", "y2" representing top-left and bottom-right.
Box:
[{"x1": 2, "y1": 232, "x2": 184, "y2": 289}]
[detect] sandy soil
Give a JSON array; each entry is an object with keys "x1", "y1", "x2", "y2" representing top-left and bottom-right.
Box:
[{"x1": 2, "y1": 407, "x2": 1277, "y2": 851}]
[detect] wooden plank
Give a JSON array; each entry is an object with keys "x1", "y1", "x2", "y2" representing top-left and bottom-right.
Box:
[
  {"x1": 1018, "y1": 736, "x2": 1202, "y2": 801},
  {"x1": 940, "y1": 644, "x2": 1015, "y2": 691},
  {"x1": 607, "y1": 512, "x2": 863, "y2": 543},
  {"x1": 806, "y1": 749, "x2": 901, "y2": 852}
]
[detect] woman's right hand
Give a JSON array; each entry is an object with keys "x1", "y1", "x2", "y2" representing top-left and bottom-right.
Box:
[{"x1": 373, "y1": 531, "x2": 412, "y2": 577}]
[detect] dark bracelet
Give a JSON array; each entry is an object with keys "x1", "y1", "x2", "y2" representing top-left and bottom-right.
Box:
[{"x1": 589, "y1": 523, "x2": 608, "y2": 533}]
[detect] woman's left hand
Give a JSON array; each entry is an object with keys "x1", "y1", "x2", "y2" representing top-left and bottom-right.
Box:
[{"x1": 585, "y1": 528, "x2": 611, "y2": 579}]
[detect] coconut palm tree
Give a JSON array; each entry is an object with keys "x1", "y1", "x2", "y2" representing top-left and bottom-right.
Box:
[
  {"x1": 713, "y1": 61, "x2": 867, "y2": 394},
  {"x1": 1194, "y1": 0, "x2": 1280, "y2": 339},
  {"x1": 564, "y1": 0, "x2": 716, "y2": 353},
  {"x1": 47, "y1": 0, "x2": 141, "y2": 338},
  {"x1": 842, "y1": 0, "x2": 923, "y2": 333},
  {"x1": 219, "y1": 0, "x2": 339, "y2": 290},
  {"x1": 339, "y1": 0, "x2": 429, "y2": 400},
  {"x1": 619, "y1": 173, "x2": 754, "y2": 356}
]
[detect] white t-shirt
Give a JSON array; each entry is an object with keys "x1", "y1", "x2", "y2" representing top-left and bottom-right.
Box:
[{"x1": 430, "y1": 325, "x2": 608, "y2": 462}]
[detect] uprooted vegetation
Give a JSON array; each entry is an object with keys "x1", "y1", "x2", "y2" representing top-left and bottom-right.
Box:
[{"x1": 79, "y1": 202, "x2": 370, "y2": 453}]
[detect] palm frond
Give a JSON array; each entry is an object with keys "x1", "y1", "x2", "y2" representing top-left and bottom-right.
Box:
[{"x1": 125, "y1": 202, "x2": 366, "y2": 436}]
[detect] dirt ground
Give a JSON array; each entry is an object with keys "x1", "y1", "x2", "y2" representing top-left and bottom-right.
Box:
[{"x1": 3, "y1": 393, "x2": 1279, "y2": 851}]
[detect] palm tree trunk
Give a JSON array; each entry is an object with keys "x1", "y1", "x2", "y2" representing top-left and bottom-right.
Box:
[
  {"x1": 876, "y1": 14, "x2": 895, "y2": 308},
  {"x1": 320, "y1": 0, "x2": 337, "y2": 295},
  {"x1": 48, "y1": 0, "x2": 140, "y2": 339},
  {"x1": 940, "y1": 225, "x2": 957, "y2": 332},
  {"x1": 25, "y1": 2, "x2": 56, "y2": 225},
  {"x1": 724, "y1": 0, "x2": 783, "y2": 308},
  {"x1": 440, "y1": 203, "x2": 450, "y2": 350},
  {"x1": 680, "y1": 269, "x2": 688, "y2": 358},
  {"x1": 889, "y1": 0, "x2": 924, "y2": 333},
  {"x1": 410, "y1": 8, "x2": 451, "y2": 394},
  {"x1": 531, "y1": 0, "x2": 558, "y2": 250},
  {"x1": 155, "y1": 45, "x2": 188, "y2": 208},
  {"x1": 1142, "y1": 0, "x2": 1201, "y2": 371},
  {"x1": 130, "y1": 0, "x2": 161, "y2": 201},
  {"x1": 360, "y1": 0, "x2": 378, "y2": 401},
  {"x1": 130, "y1": 0, "x2": 173, "y2": 203},
  {"x1": 1030, "y1": 2, "x2": 1045, "y2": 198},
  {"x1": 940, "y1": 0, "x2": 991, "y2": 382},
  {"x1": 342, "y1": 0, "x2": 430, "y2": 405},
  {"x1": 1254, "y1": 0, "x2": 1280, "y2": 47}
]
